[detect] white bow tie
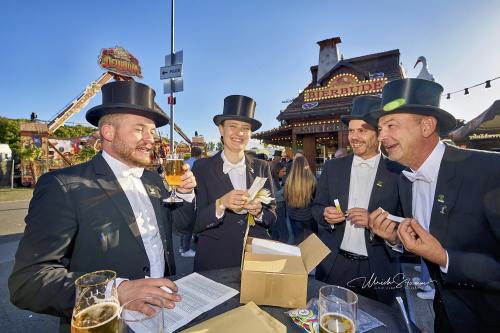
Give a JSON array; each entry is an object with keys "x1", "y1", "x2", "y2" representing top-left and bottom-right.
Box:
[
  {"x1": 353, "y1": 156, "x2": 376, "y2": 168},
  {"x1": 122, "y1": 167, "x2": 144, "y2": 179},
  {"x1": 223, "y1": 161, "x2": 245, "y2": 174},
  {"x1": 402, "y1": 170, "x2": 431, "y2": 183}
]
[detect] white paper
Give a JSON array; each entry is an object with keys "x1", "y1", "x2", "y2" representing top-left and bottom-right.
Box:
[
  {"x1": 162, "y1": 273, "x2": 239, "y2": 333},
  {"x1": 247, "y1": 177, "x2": 267, "y2": 201},
  {"x1": 251, "y1": 238, "x2": 301, "y2": 257},
  {"x1": 386, "y1": 213, "x2": 405, "y2": 223}
]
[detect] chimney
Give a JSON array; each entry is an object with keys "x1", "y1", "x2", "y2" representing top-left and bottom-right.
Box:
[
  {"x1": 310, "y1": 66, "x2": 318, "y2": 85},
  {"x1": 316, "y1": 37, "x2": 341, "y2": 83}
]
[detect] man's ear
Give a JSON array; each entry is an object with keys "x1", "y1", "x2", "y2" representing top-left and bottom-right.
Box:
[
  {"x1": 421, "y1": 116, "x2": 438, "y2": 138},
  {"x1": 100, "y1": 124, "x2": 115, "y2": 142}
]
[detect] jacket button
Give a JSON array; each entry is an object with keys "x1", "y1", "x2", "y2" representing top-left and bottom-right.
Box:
[
  {"x1": 143, "y1": 266, "x2": 150, "y2": 274},
  {"x1": 166, "y1": 251, "x2": 170, "y2": 255}
]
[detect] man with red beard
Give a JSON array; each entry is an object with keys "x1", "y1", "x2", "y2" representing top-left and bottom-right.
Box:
[
  {"x1": 9, "y1": 81, "x2": 197, "y2": 332},
  {"x1": 370, "y1": 78, "x2": 500, "y2": 332},
  {"x1": 312, "y1": 95, "x2": 405, "y2": 304}
]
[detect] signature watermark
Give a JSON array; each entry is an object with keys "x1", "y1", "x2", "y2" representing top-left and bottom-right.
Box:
[{"x1": 347, "y1": 273, "x2": 435, "y2": 290}]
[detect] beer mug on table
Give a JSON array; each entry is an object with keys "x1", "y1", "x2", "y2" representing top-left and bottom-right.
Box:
[
  {"x1": 71, "y1": 270, "x2": 120, "y2": 333},
  {"x1": 318, "y1": 285, "x2": 357, "y2": 333},
  {"x1": 119, "y1": 296, "x2": 165, "y2": 333},
  {"x1": 164, "y1": 154, "x2": 185, "y2": 204}
]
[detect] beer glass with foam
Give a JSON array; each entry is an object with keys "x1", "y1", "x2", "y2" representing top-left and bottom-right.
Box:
[{"x1": 318, "y1": 285, "x2": 357, "y2": 333}]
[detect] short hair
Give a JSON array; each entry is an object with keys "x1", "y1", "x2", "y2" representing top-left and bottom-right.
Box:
[
  {"x1": 97, "y1": 114, "x2": 124, "y2": 130},
  {"x1": 191, "y1": 146, "x2": 203, "y2": 157}
]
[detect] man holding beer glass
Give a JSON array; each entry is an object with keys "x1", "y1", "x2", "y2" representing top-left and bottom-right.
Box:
[
  {"x1": 191, "y1": 95, "x2": 276, "y2": 271},
  {"x1": 9, "y1": 81, "x2": 196, "y2": 332}
]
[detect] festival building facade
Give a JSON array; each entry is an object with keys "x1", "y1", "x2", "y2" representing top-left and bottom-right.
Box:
[{"x1": 253, "y1": 37, "x2": 405, "y2": 173}]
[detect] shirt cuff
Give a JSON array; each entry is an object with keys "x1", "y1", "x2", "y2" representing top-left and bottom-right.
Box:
[
  {"x1": 254, "y1": 211, "x2": 263, "y2": 222},
  {"x1": 440, "y1": 250, "x2": 449, "y2": 273},
  {"x1": 176, "y1": 192, "x2": 195, "y2": 203},
  {"x1": 215, "y1": 209, "x2": 225, "y2": 219},
  {"x1": 385, "y1": 240, "x2": 404, "y2": 253},
  {"x1": 108, "y1": 278, "x2": 129, "y2": 300}
]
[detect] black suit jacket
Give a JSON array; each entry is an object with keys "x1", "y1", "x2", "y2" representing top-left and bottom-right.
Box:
[
  {"x1": 312, "y1": 154, "x2": 405, "y2": 303},
  {"x1": 8, "y1": 154, "x2": 194, "y2": 326},
  {"x1": 192, "y1": 152, "x2": 276, "y2": 272},
  {"x1": 399, "y1": 145, "x2": 500, "y2": 332}
]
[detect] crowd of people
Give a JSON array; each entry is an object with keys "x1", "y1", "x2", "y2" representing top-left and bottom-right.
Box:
[{"x1": 8, "y1": 78, "x2": 499, "y2": 332}]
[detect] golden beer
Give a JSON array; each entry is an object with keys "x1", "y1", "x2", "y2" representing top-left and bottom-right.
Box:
[
  {"x1": 164, "y1": 159, "x2": 184, "y2": 187},
  {"x1": 71, "y1": 302, "x2": 120, "y2": 333},
  {"x1": 319, "y1": 312, "x2": 355, "y2": 333}
]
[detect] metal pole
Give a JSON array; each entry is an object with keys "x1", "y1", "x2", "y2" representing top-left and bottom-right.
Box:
[
  {"x1": 10, "y1": 159, "x2": 14, "y2": 189},
  {"x1": 169, "y1": 0, "x2": 175, "y2": 155}
]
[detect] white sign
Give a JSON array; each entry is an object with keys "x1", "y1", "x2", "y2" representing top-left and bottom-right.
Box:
[{"x1": 160, "y1": 63, "x2": 183, "y2": 80}]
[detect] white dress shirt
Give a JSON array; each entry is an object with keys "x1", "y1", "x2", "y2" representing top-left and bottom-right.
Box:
[
  {"x1": 403, "y1": 141, "x2": 449, "y2": 272},
  {"x1": 102, "y1": 151, "x2": 166, "y2": 278},
  {"x1": 340, "y1": 154, "x2": 381, "y2": 256}
]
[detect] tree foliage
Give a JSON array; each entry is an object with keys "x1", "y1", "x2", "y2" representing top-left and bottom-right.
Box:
[{"x1": 53, "y1": 124, "x2": 96, "y2": 138}]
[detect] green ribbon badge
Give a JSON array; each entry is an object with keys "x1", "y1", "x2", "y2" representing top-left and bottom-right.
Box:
[
  {"x1": 383, "y1": 98, "x2": 406, "y2": 112},
  {"x1": 437, "y1": 194, "x2": 445, "y2": 203},
  {"x1": 376, "y1": 180, "x2": 384, "y2": 187}
]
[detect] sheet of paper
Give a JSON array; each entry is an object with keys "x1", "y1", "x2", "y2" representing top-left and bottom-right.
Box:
[
  {"x1": 357, "y1": 308, "x2": 386, "y2": 333},
  {"x1": 251, "y1": 238, "x2": 301, "y2": 257},
  {"x1": 129, "y1": 273, "x2": 239, "y2": 333},
  {"x1": 248, "y1": 177, "x2": 267, "y2": 201}
]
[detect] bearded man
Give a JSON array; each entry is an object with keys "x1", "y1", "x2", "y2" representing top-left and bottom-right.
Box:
[{"x1": 9, "y1": 81, "x2": 197, "y2": 332}]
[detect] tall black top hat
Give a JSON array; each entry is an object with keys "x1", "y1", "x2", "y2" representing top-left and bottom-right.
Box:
[
  {"x1": 340, "y1": 95, "x2": 381, "y2": 127},
  {"x1": 213, "y1": 95, "x2": 262, "y2": 131},
  {"x1": 371, "y1": 78, "x2": 457, "y2": 134},
  {"x1": 86, "y1": 81, "x2": 169, "y2": 127}
]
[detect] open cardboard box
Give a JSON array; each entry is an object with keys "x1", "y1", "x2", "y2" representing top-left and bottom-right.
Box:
[{"x1": 240, "y1": 230, "x2": 331, "y2": 308}]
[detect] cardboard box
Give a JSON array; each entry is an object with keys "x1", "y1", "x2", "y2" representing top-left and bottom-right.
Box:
[{"x1": 240, "y1": 232, "x2": 331, "y2": 308}]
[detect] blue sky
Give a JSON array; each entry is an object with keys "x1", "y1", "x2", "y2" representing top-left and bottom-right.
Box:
[{"x1": 1, "y1": 0, "x2": 499, "y2": 144}]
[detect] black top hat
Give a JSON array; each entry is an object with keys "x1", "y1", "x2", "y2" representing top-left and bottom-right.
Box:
[
  {"x1": 86, "y1": 81, "x2": 169, "y2": 127},
  {"x1": 340, "y1": 95, "x2": 381, "y2": 127},
  {"x1": 213, "y1": 95, "x2": 262, "y2": 131},
  {"x1": 371, "y1": 78, "x2": 457, "y2": 134}
]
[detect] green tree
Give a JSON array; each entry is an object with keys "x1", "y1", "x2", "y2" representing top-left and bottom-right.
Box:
[
  {"x1": 216, "y1": 141, "x2": 224, "y2": 151},
  {"x1": 0, "y1": 117, "x2": 24, "y2": 154},
  {"x1": 73, "y1": 145, "x2": 97, "y2": 163},
  {"x1": 18, "y1": 145, "x2": 43, "y2": 184},
  {"x1": 53, "y1": 124, "x2": 96, "y2": 138}
]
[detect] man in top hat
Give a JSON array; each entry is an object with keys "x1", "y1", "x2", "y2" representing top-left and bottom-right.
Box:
[
  {"x1": 370, "y1": 78, "x2": 500, "y2": 332},
  {"x1": 192, "y1": 95, "x2": 276, "y2": 271},
  {"x1": 312, "y1": 95, "x2": 405, "y2": 304},
  {"x1": 9, "y1": 81, "x2": 197, "y2": 331}
]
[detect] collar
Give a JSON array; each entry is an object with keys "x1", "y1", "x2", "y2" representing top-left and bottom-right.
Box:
[
  {"x1": 352, "y1": 153, "x2": 380, "y2": 169},
  {"x1": 102, "y1": 150, "x2": 144, "y2": 179},
  {"x1": 411, "y1": 141, "x2": 445, "y2": 183}
]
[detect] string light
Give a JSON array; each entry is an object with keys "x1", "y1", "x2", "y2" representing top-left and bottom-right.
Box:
[{"x1": 443, "y1": 75, "x2": 499, "y2": 99}]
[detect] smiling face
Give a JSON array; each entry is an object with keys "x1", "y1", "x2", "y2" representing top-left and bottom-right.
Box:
[
  {"x1": 218, "y1": 119, "x2": 252, "y2": 153},
  {"x1": 378, "y1": 113, "x2": 430, "y2": 169},
  {"x1": 100, "y1": 113, "x2": 156, "y2": 167},
  {"x1": 347, "y1": 119, "x2": 379, "y2": 159}
]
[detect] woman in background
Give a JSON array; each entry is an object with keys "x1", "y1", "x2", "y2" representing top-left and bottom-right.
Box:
[
  {"x1": 270, "y1": 162, "x2": 288, "y2": 242},
  {"x1": 284, "y1": 154, "x2": 317, "y2": 244}
]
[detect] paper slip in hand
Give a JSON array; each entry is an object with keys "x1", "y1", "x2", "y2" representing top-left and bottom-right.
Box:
[
  {"x1": 248, "y1": 177, "x2": 267, "y2": 201},
  {"x1": 387, "y1": 213, "x2": 405, "y2": 223},
  {"x1": 251, "y1": 238, "x2": 301, "y2": 257}
]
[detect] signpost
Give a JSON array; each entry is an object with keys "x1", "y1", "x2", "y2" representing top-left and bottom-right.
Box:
[{"x1": 160, "y1": 0, "x2": 184, "y2": 154}]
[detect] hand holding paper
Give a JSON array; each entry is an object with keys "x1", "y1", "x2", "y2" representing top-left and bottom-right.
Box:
[{"x1": 368, "y1": 208, "x2": 399, "y2": 244}]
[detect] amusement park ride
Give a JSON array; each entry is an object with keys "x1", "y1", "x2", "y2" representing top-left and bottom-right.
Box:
[{"x1": 19, "y1": 46, "x2": 200, "y2": 186}]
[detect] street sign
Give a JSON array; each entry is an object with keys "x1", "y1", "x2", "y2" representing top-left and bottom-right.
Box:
[
  {"x1": 164, "y1": 78, "x2": 184, "y2": 94},
  {"x1": 160, "y1": 63, "x2": 183, "y2": 80},
  {"x1": 165, "y1": 51, "x2": 183, "y2": 65}
]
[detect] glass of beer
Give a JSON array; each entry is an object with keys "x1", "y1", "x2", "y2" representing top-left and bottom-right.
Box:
[
  {"x1": 318, "y1": 285, "x2": 357, "y2": 333},
  {"x1": 164, "y1": 154, "x2": 185, "y2": 204},
  {"x1": 71, "y1": 270, "x2": 120, "y2": 333},
  {"x1": 119, "y1": 296, "x2": 165, "y2": 332}
]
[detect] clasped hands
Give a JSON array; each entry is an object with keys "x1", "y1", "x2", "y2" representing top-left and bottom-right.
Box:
[{"x1": 219, "y1": 189, "x2": 262, "y2": 216}]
